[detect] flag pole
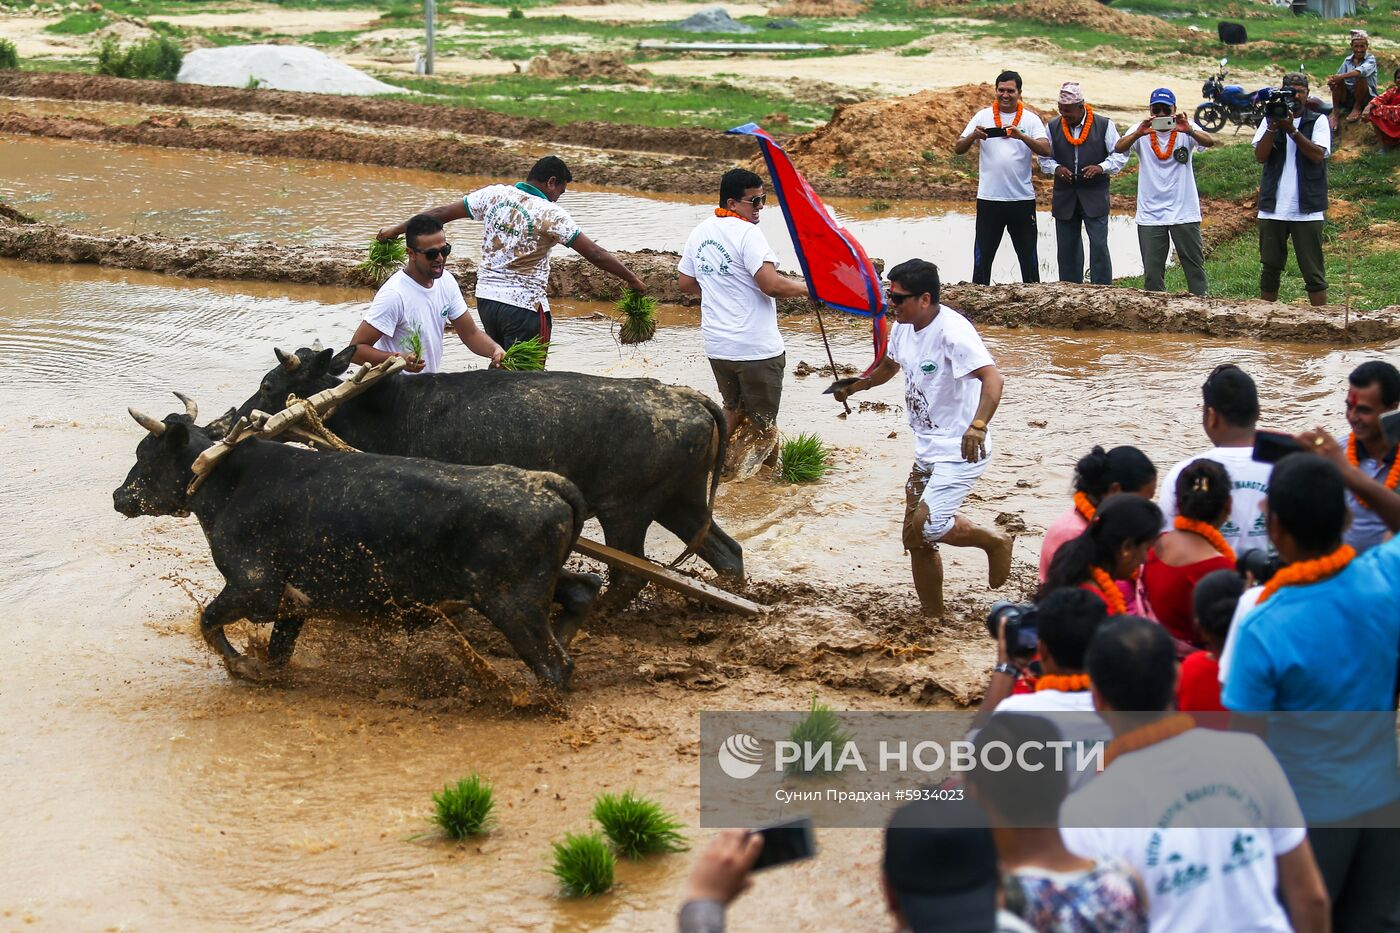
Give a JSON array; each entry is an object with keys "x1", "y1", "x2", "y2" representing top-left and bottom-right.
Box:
[{"x1": 811, "y1": 301, "x2": 851, "y2": 415}]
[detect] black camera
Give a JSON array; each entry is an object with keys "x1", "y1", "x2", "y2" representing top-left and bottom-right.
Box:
[
  {"x1": 1262, "y1": 88, "x2": 1296, "y2": 121},
  {"x1": 1237, "y1": 548, "x2": 1281, "y2": 585},
  {"x1": 986, "y1": 601, "x2": 1040, "y2": 658}
]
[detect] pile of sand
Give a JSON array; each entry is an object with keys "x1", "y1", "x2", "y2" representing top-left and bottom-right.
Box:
[
  {"x1": 986, "y1": 0, "x2": 1185, "y2": 40},
  {"x1": 526, "y1": 49, "x2": 644, "y2": 81},
  {"x1": 177, "y1": 45, "x2": 405, "y2": 96},
  {"x1": 767, "y1": 0, "x2": 868, "y2": 16},
  {"x1": 783, "y1": 83, "x2": 1049, "y2": 174}
]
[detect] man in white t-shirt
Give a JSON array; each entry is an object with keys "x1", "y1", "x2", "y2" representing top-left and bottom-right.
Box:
[
  {"x1": 1253, "y1": 72, "x2": 1331, "y2": 307},
  {"x1": 1114, "y1": 87, "x2": 1215, "y2": 296},
  {"x1": 1159, "y1": 364, "x2": 1271, "y2": 556},
  {"x1": 677, "y1": 168, "x2": 812, "y2": 453},
  {"x1": 350, "y1": 214, "x2": 503, "y2": 374},
  {"x1": 377, "y1": 156, "x2": 645, "y2": 356},
  {"x1": 1061, "y1": 617, "x2": 1330, "y2": 933},
  {"x1": 954, "y1": 70, "x2": 1052, "y2": 286},
  {"x1": 835, "y1": 259, "x2": 1012, "y2": 617}
]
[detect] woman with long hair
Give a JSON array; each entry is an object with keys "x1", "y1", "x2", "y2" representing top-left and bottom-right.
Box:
[
  {"x1": 1040, "y1": 494, "x2": 1163, "y2": 615},
  {"x1": 1039, "y1": 445, "x2": 1157, "y2": 583},
  {"x1": 1142, "y1": 459, "x2": 1236, "y2": 646}
]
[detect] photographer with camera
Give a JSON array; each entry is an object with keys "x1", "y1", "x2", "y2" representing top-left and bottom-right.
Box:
[
  {"x1": 1039, "y1": 82, "x2": 1127, "y2": 286},
  {"x1": 1253, "y1": 72, "x2": 1330, "y2": 307}
]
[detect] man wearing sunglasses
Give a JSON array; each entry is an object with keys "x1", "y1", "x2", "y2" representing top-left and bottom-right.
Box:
[
  {"x1": 351, "y1": 213, "x2": 504, "y2": 374},
  {"x1": 678, "y1": 169, "x2": 812, "y2": 466},
  {"x1": 833, "y1": 259, "x2": 1013, "y2": 617},
  {"x1": 377, "y1": 155, "x2": 645, "y2": 358}
]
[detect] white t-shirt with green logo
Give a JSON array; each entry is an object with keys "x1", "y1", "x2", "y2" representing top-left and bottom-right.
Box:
[
  {"x1": 1158, "y1": 447, "x2": 1272, "y2": 556},
  {"x1": 363, "y1": 268, "x2": 468, "y2": 374},
  {"x1": 464, "y1": 183, "x2": 581, "y2": 314},
  {"x1": 678, "y1": 215, "x2": 783, "y2": 361},
  {"x1": 885, "y1": 307, "x2": 994, "y2": 464}
]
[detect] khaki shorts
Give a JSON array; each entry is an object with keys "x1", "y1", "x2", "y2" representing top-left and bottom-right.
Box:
[
  {"x1": 709, "y1": 353, "x2": 785, "y2": 430},
  {"x1": 904, "y1": 459, "x2": 989, "y2": 549}
]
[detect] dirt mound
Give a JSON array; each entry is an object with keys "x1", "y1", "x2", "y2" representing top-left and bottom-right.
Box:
[
  {"x1": 783, "y1": 83, "x2": 1047, "y2": 174},
  {"x1": 986, "y1": 0, "x2": 1184, "y2": 40},
  {"x1": 526, "y1": 49, "x2": 645, "y2": 82},
  {"x1": 767, "y1": 0, "x2": 868, "y2": 16}
]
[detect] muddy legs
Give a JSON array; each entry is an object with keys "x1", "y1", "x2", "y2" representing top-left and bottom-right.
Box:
[
  {"x1": 909, "y1": 516, "x2": 1015, "y2": 618},
  {"x1": 910, "y1": 548, "x2": 945, "y2": 618},
  {"x1": 201, "y1": 587, "x2": 275, "y2": 682}
]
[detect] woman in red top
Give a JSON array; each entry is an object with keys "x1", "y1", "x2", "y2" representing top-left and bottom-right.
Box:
[
  {"x1": 1142, "y1": 459, "x2": 1235, "y2": 646},
  {"x1": 1176, "y1": 568, "x2": 1244, "y2": 714},
  {"x1": 1039, "y1": 494, "x2": 1163, "y2": 615}
]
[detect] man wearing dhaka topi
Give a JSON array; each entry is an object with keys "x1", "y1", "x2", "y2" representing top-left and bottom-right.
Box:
[
  {"x1": 1040, "y1": 82, "x2": 1126, "y2": 286},
  {"x1": 834, "y1": 259, "x2": 1013, "y2": 617}
]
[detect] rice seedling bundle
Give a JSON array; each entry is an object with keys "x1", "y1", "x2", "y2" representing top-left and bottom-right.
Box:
[
  {"x1": 592, "y1": 791, "x2": 688, "y2": 860},
  {"x1": 360, "y1": 236, "x2": 407, "y2": 284},
  {"x1": 779, "y1": 432, "x2": 830, "y2": 484},
  {"x1": 402, "y1": 324, "x2": 424, "y2": 362},
  {"x1": 499, "y1": 336, "x2": 548, "y2": 371},
  {"x1": 551, "y1": 831, "x2": 616, "y2": 896},
  {"x1": 615, "y1": 287, "x2": 657, "y2": 345},
  {"x1": 786, "y1": 694, "x2": 851, "y2": 776},
  {"x1": 431, "y1": 773, "x2": 495, "y2": 839}
]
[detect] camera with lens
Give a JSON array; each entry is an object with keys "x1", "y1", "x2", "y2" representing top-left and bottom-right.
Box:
[
  {"x1": 1236, "y1": 548, "x2": 1281, "y2": 585},
  {"x1": 1262, "y1": 88, "x2": 1296, "y2": 121},
  {"x1": 986, "y1": 601, "x2": 1040, "y2": 658}
]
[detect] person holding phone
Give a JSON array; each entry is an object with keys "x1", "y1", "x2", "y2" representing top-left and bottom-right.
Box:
[
  {"x1": 954, "y1": 70, "x2": 1052, "y2": 286},
  {"x1": 1340, "y1": 360, "x2": 1400, "y2": 554},
  {"x1": 1114, "y1": 87, "x2": 1215, "y2": 296}
]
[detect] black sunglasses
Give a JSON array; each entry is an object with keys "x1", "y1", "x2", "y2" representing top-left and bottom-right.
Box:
[
  {"x1": 412, "y1": 243, "x2": 453, "y2": 261},
  {"x1": 886, "y1": 289, "x2": 918, "y2": 305},
  {"x1": 734, "y1": 194, "x2": 766, "y2": 208}
]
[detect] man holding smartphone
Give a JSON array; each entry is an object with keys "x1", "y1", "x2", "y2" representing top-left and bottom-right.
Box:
[
  {"x1": 954, "y1": 71, "x2": 1052, "y2": 286},
  {"x1": 1254, "y1": 72, "x2": 1330, "y2": 307},
  {"x1": 1114, "y1": 87, "x2": 1215, "y2": 296}
]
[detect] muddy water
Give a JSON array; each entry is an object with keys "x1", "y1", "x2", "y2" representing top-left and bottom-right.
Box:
[
  {"x1": 1, "y1": 254, "x2": 1391, "y2": 928},
  {"x1": 0, "y1": 133, "x2": 1142, "y2": 282}
]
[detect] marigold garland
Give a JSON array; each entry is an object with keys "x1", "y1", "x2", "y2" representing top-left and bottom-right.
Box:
[
  {"x1": 1073, "y1": 491, "x2": 1096, "y2": 523},
  {"x1": 1173, "y1": 515, "x2": 1235, "y2": 563},
  {"x1": 993, "y1": 101, "x2": 1024, "y2": 129},
  {"x1": 1103, "y1": 713, "x2": 1195, "y2": 768},
  {"x1": 1035, "y1": 673, "x2": 1091, "y2": 693},
  {"x1": 1089, "y1": 566, "x2": 1127, "y2": 615},
  {"x1": 714, "y1": 207, "x2": 751, "y2": 222},
  {"x1": 1345, "y1": 433, "x2": 1400, "y2": 511},
  {"x1": 1257, "y1": 544, "x2": 1356, "y2": 604},
  {"x1": 1061, "y1": 104, "x2": 1095, "y2": 146},
  {"x1": 1149, "y1": 127, "x2": 1182, "y2": 161}
]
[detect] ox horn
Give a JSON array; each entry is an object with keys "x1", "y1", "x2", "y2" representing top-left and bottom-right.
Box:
[
  {"x1": 310, "y1": 338, "x2": 325, "y2": 352},
  {"x1": 274, "y1": 347, "x2": 301, "y2": 371},
  {"x1": 172, "y1": 391, "x2": 198, "y2": 422},
  {"x1": 128, "y1": 407, "x2": 166, "y2": 436}
]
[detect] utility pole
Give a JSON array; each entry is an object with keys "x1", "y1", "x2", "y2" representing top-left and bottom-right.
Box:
[{"x1": 424, "y1": 0, "x2": 435, "y2": 76}]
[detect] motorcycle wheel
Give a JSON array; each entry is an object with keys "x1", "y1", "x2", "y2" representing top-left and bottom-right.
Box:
[{"x1": 1194, "y1": 102, "x2": 1227, "y2": 132}]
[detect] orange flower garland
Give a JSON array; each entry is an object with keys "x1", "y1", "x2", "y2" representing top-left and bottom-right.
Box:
[
  {"x1": 1149, "y1": 126, "x2": 1182, "y2": 161},
  {"x1": 1061, "y1": 104, "x2": 1095, "y2": 146},
  {"x1": 1103, "y1": 713, "x2": 1195, "y2": 768},
  {"x1": 1345, "y1": 433, "x2": 1400, "y2": 510},
  {"x1": 1257, "y1": 544, "x2": 1356, "y2": 604},
  {"x1": 1089, "y1": 566, "x2": 1127, "y2": 616},
  {"x1": 1173, "y1": 515, "x2": 1235, "y2": 563},
  {"x1": 1036, "y1": 673, "x2": 1091, "y2": 693},
  {"x1": 715, "y1": 207, "x2": 750, "y2": 221},
  {"x1": 993, "y1": 101, "x2": 1024, "y2": 129},
  {"x1": 1073, "y1": 491, "x2": 1097, "y2": 523}
]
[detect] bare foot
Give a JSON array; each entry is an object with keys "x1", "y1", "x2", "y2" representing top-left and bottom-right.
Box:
[
  {"x1": 1347, "y1": 110, "x2": 1362, "y2": 123},
  {"x1": 1329, "y1": 114, "x2": 1340, "y2": 131},
  {"x1": 987, "y1": 534, "x2": 1014, "y2": 589}
]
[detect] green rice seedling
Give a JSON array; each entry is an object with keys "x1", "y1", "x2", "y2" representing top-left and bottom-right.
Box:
[
  {"x1": 615, "y1": 287, "x2": 657, "y2": 345},
  {"x1": 499, "y1": 336, "x2": 548, "y2": 371},
  {"x1": 786, "y1": 693, "x2": 851, "y2": 777},
  {"x1": 779, "y1": 432, "x2": 830, "y2": 484},
  {"x1": 592, "y1": 791, "x2": 687, "y2": 860},
  {"x1": 507, "y1": 6, "x2": 525, "y2": 17},
  {"x1": 0, "y1": 39, "x2": 19, "y2": 71},
  {"x1": 360, "y1": 236, "x2": 407, "y2": 284},
  {"x1": 431, "y1": 773, "x2": 495, "y2": 840},
  {"x1": 551, "y1": 831, "x2": 616, "y2": 896},
  {"x1": 402, "y1": 323, "x2": 424, "y2": 362}
]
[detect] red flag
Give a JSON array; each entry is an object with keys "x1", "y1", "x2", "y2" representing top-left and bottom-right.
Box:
[{"x1": 727, "y1": 122, "x2": 888, "y2": 375}]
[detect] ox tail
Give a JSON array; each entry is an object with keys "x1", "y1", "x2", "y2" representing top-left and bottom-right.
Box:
[
  {"x1": 667, "y1": 393, "x2": 726, "y2": 569},
  {"x1": 554, "y1": 474, "x2": 591, "y2": 550}
]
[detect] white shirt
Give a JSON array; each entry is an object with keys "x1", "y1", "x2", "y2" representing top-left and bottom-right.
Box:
[
  {"x1": 362, "y1": 268, "x2": 468, "y2": 374},
  {"x1": 1061, "y1": 729, "x2": 1306, "y2": 933},
  {"x1": 1252, "y1": 118, "x2": 1330, "y2": 223},
  {"x1": 885, "y1": 306, "x2": 994, "y2": 464},
  {"x1": 464, "y1": 183, "x2": 581, "y2": 313},
  {"x1": 678, "y1": 215, "x2": 783, "y2": 361},
  {"x1": 1038, "y1": 116, "x2": 1129, "y2": 176},
  {"x1": 1131, "y1": 132, "x2": 1202, "y2": 225},
  {"x1": 962, "y1": 106, "x2": 1050, "y2": 202},
  {"x1": 1217, "y1": 584, "x2": 1264, "y2": 684},
  {"x1": 991, "y1": 690, "x2": 1112, "y2": 790},
  {"x1": 1158, "y1": 447, "x2": 1272, "y2": 556}
]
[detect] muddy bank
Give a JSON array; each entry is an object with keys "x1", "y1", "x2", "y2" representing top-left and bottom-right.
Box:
[{"x1": 0, "y1": 70, "x2": 758, "y2": 161}]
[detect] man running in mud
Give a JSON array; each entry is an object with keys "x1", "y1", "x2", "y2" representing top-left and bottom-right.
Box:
[
  {"x1": 954, "y1": 70, "x2": 1052, "y2": 285},
  {"x1": 377, "y1": 155, "x2": 646, "y2": 355},
  {"x1": 834, "y1": 259, "x2": 1013, "y2": 617}
]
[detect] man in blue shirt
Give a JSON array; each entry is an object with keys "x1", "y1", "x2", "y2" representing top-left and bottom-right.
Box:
[{"x1": 1223, "y1": 454, "x2": 1400, "y2": 930}]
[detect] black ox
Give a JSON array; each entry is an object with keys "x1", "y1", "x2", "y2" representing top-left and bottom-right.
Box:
[
  {"x1": 232, "y1": 345, "x2": 745, "y2": 605},
  {"x1": 114, "y1": 398, "x2": 592, "y2": 689}
]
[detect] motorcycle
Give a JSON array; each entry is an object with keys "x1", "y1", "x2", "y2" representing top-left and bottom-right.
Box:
[{"x1": 1195, "y1": 57, "x2": 1274, "y2": 133}]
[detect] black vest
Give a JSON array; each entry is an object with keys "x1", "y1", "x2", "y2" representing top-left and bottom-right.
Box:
[
  {"x1": 1047, "y1": 113, "x2": 1112, "y2": 220},
  {"x1": 1258, "y1": 111, "x2": 1328, "y2": 215}
]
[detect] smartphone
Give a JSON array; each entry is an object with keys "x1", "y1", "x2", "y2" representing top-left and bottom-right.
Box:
[
  {"x1": 1383, "y1": 410, "x2": 1400, "y2": 446},
  {"x1": 982, "y1": 126, "x2": 1007, "y2": 138},
  {"x1": 1252, "y1": 429, "x2": 1306, "y2": 464},
  {"x1": 1151, "y1": 115, "x2": 1176, "y2": 131},
  {"x1": 750, "y1": 816, "x2": 816, "y2": 871}
]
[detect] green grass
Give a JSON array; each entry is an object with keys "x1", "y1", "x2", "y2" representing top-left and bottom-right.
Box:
[
  {"x1": 779, "y1": 432, "x2": 830, "y2": 484},
  {"x1": 592, "y1": 791, "x2": 687, "y2": 860},
  {"x1": 551, "y1": 831, "x2": 616, "y2": 896},
  {"x1": 361, "y1": 235, "x2": 407, "y2": 283},
  {"x1": 786, "y1": 694, "x2": 852, "y2": 777},
  {"x1": 0, "y1": 39, "x2": 17, "y2": 71},
  {"x1": 95, "y1": 34, "x2": 183, "y2": 81},
  {"x1": 46, "y1": 12, "x2": 107, "y2": 35},
  {"x1": 431, "y1": 773, "x2": 496, "y2": 840},
  {"x1": 499, "y1": 335, "x2": 549, "y2": 371}
]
